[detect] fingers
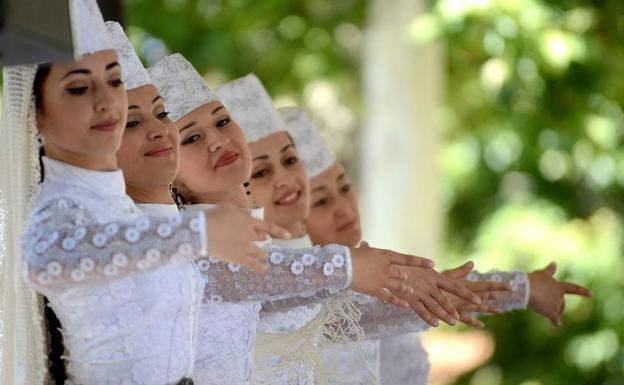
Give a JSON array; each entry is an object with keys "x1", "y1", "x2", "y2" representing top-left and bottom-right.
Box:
[
  {"x1": 438, "y1": 277, "x2": 482, "y2": 305},
  {"x1": 466, "y1": 280, "x2": 512, "y2": 293},
  {"x1": 421, "y1": 295, "x2": 458, "y2": 326},
  {"x1": 385, "y1": 277, "x2": 412, "y2": 295},
  {"x1": 544, "y1": 262, "x2": 557, "y2": 276},
  {"x1": 461, "y1": 303, "x2": 501, "y2": 315},
  {"x1": 240, "y1": 246, "x2": 268, "y2": 273},
  {"x1": 442, "y1": 261, "x2": 475, "y2": 279},
  {"x1": 378, "y1": 288, "x2": 410, "y2": 309},
  {"x1": 459, "y1": 313, "x2": 485, "y2": 329},
  {"x1": 389, "y1": 251, "x2": 435, "y2": 268},
  {"x1": 252, "y1": 219, "x2": 292, "y2": 240},
  {"x1": 410, "y1": 300, "x2": 440, "y2": 327},
  {"x1": 561, "y1": 282, "x2": 593, "y2": 297}
]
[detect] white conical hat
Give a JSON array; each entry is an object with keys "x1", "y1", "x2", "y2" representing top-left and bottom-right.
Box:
[
  {"x1": 279, "y1": 107, "x2": 336, "y2": 178},
  {"x1": 148, "y1": 53, "x2": 220, "y2": 122},
  {"x1": 215, "y1": 74, "x2": 285, "y2": 143},
  {"x1": 69, "y1": 0, "x2": 114, "y2": 57},
  {"x1": 105, "y1": 21, "x2": 151, "y2": 90}
]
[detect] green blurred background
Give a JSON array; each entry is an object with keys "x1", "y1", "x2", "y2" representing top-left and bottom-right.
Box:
[{"x1": 123, "y1": 0, "x2": 623, "y2": 384}]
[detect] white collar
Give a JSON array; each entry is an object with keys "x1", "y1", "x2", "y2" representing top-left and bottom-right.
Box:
[
  {"x1": 185, "y1": 203, "x2": 265, "y2": 220},
  {"x1": 135, "y1": 203, "x2": 179, "y2": 216},
  {"x1": 42, "y1": 156, "x2": 126, "y2": 196},
  {"x1": 271, "y1": 234, "x2": 313, "y2": 249}
]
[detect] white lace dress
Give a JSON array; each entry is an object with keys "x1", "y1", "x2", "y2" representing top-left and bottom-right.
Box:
[
  {"x1": 22, "y1": 157, "x2": 208, "y2": 385},
  {"x1": 183, "y1": 204, "x2": 354, "y2": 385},
  {"x1": 378, "y1": 270, "x2": 530, "y2": 385}
]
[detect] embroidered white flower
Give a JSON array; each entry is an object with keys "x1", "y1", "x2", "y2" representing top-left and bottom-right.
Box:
[
  {"x1": 168, "y1": 213, "x2": 183, "y2": 226},
  {"x1": 70, "y1": 269, "x2": 85, "y2": 282},
  {"x1": 516, "y1": 274, "x2": 527, "y2": 283},
  {"x1": 113, "y1": 253, "x2": 128, "y2": 267},
  {"x1": 270, "y1": 252, "x2": 285, "y2": 265},
  {"x1": 146, "y1": 248, "x2": 162, "y2": 263},
  {"x1": 135, "y1": 217, "x2": 151, "y2": 231},
  {"x1": 491, "y1": 274, "x2": 502, "y2": 282},
  {"x1": 290, "y1": 261, "x2": 304, "y2": 275},
  {"x1": 103, "y1": 264, "x2": 118, "y2": 276},
  {"x1": 178, "y1": 243, "x2": 193, "y2": 256},
  {"x1": 80, "y1": 257, "x2": 95, "y2": 272},
  {"x1": 323, "y1": 262, "x2": 335, "y2": 276},
  {"x1": 189, "y1": 217, "x2": 201, "y2": 232},
  {"x1": 467, "y1": 272, "x2": 478, "y2": 282},
  {"x1": 196, "y1": 259, "x2": 211, "y2": 272},
  {"x1": 61, "y1": 237, "x2": 77, "y2": 251},
  {"x1": 37, "y1": 271, "x2": 51, "y2": 285},
  {"x1": 137, "y1": 259, "x2": 150, "y2": 270},
  {"x1": 124, "y1": 227, "x2": 140, "y2": 243},
  {"x1": 92, "y1": 233, "x2": 108, "y2": 247},
  {"x1": 301, "y1": 253, "x2": 316, "y2": 266},
  {"x1": 73, "y1": 227, "x2": 87, "y2": 240},
  {"x1": 104, "y1": 223, "x2": 119, "y2": 236},
  {"x1": 57, "y1": 199, "x2": 68, "y2": 210},
  {"x1": 35, "y1": 241, "x2": 48, "y2": 254},
  {"x1": 46, "y1": 261, "x2": 62, "y2": 277},
  {"x1": 227, "y1": 263, "x2": 241, "y2": 272},
  {"x1": 47, "y1": 231, "x2": 60, "y2": 244},
  {"x1": 210, "y1": 294, "x2": 224, "y2": 303},
  {"x1": 331, "y1": 254, "x2": 345, "y2": 268},
  {"x1": 156, "y1": 223, "x2": 173, "y2": 238}
]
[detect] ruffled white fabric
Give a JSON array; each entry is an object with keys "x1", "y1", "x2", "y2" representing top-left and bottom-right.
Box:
[
  {"x1": 280, "y1": 107, "x2": 336, "y2": 179},
  {"x1": 105, "y1": 22, "x2": 152, "y2": 91}
]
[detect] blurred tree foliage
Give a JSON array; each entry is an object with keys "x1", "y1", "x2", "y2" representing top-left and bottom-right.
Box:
[
  {"x1": 126, "y1": 0, "x2": 624, "y2": 384},
  {"x1": 414, "y1": 0, "x2": 624, "y2": 384}
]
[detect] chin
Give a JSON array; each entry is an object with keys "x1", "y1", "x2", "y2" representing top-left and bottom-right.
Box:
[{"x1": 338, "y1": 230, "x2": 361, "y2": 248}]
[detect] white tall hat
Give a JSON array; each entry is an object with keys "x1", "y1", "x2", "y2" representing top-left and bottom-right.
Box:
[
  {"x1": 105, "y1": 21, "x2": 151, "y2": 90},
  {"x1": 215, "y1": 74, "x2": 286, "y2": 143},
  {"x1": 148, "y1": 53, "x2": 220, "y2": 122},
  {"x1": 280, "y1": 107, "x2": 336, "y2": 178},
  {"x1": 70, "y1": 0, "x2": 114, "y2": 57}
]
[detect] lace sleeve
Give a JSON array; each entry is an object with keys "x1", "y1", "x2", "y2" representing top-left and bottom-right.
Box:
[
  {"x1": 22, "y1": 197, "x2": 207, "y2": 288},
  {"x1": 354, "y1": 293, "x2": 431, "y2": 339},
  {"x1": 468, "y1": 270, "x2": 530, "y2": 312},
  {"x1": 194, "y1": 244, "x2": 351, "y2": 303}
]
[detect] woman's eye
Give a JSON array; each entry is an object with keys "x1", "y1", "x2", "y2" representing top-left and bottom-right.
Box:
[
  {"x1": 251, "y1": 169, "x2": 269, "y2": 179},
  {"x1": 156, "y1": 111, "x2": 170, "y2": 120},
  {"x1": 109, "y1": 79, "x2": 123, "y2": 87},
  {"x1": 313, "y1": 198, "x2": 328, "y2": 207},
  {"x1": 66, "y1": 87, "x2": 88, "y2": 95},
  {"x1": 182, "y1": 134, "x2": 201, "y2": 145},
  {"x1": 125, "y1": 120, "x2": 139, "y2": 129},
  {"x1": 285, "y1": 156, "x2": 298, "y2": 165},
  {"x1": 216, "y1": 117, "x2": 231, "y2": 128},
  {"x1": 341, "y1": 184, "x2": 351, "y2": 193}
]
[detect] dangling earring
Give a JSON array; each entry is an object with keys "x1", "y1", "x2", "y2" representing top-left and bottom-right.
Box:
[
  {"x1": 243, "y1": 181, "x2": 251, "y2": 196},
  {"x1": 169, "y1": 184, "x2": 186, "y2": 209},
  {"x1": 36, "y1": 131, "x2": 45, "y2": 146}
]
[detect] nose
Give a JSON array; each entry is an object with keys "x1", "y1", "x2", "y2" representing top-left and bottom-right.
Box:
[
  {"x1": 274, "y1": 167, "x2": 296, "y2": 189},
  {"x1": 93, "y1": 81, "x2": 118, "y2": 114},
  {"x1": 147, "y1": 121, "x2": 168, "y2": 141},
  {"x1": 207, "y1": 131, "x2": 230, "y2": 152}
]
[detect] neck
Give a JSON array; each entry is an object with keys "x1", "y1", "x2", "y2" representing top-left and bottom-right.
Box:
[
  {"x1": 127, "y1": 184, "x2": 175, "y2": 205},
  {"x1": 281, "y1": 220, "x2": 307, "y2": 239},
  {"x1": 44, "y1": 146, "x2": 118, "y2": 171},
  {"x1": 190, "y1": 184, "x2": 253, "y2": 209}
]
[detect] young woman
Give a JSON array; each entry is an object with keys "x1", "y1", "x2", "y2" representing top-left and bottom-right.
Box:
[
  {"x1": 3, "y1": 3, "x2": 286, "y2": 383},
  {"x1": 288, "y1": 107, "x2": 593, "y2": 385},
  {"x1": 147, "y1": 55, "x2": 481, "y2": 384}
]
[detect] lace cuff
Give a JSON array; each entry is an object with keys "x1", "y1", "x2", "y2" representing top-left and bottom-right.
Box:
[
  {"x1": 22, "y1": 197, "x2": 207, "y2": 288},
  {"x1": 468, "y1": 270, "x2": 530, "y2": 312},
  {"x1": 354, "y1": 293, "x2": 430, "y2": 339},
  {"x1": 195, "y1": 244, "x2": 351, "y2": 303}
]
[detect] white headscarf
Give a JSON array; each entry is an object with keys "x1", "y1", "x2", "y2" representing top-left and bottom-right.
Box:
[{"x1": 0, "y1": 0, "x2": 113, "y2": 383}]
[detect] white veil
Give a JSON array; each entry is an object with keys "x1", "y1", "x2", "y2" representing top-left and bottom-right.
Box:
[{"x1": 0, "y1": 63, "x2": 48, "y2": 384}]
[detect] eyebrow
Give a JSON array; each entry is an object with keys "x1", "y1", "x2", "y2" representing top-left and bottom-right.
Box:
[
  {"x1": 128, "y1": 105, "x2": 140, "y2": 110},
  {"x1": 280, "y1": 144, "x2": 294, "y2": 153},
  {"x1": 152, "y1": 95, "x2": 163, "y2": 104},
  {"x1": 212, "y1": 106, "x2": 224, "y2": 114},
  {"x1": 61, "y1": 61, "x2": 121, "y2": 80},
  {"x1": 311, "y1": 185, "x2": 328, "y2": 193},
  {"x1": 179, "y1": 121, "x2": 196, "y2": 132},
  {"x1": 337, "y1": 172, "x2": 347, "y2": 181},
  {"x1": 252, "y1": 155, "x2": 269, "y2": 161}
]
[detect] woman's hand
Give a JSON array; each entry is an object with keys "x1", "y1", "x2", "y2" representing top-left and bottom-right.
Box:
[
  {"x1": 204, "y1": 204, "x2": 291, "y2": 272},
  {"x1": 528, "y1": 262, "x2": 592, "y2": 326},
  {"x1": 349, "y1": 243, "x2": 435, "y2": 308}
]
